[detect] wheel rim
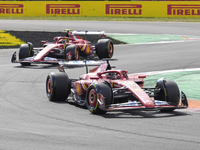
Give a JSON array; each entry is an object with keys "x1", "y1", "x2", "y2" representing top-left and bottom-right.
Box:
[
  {"x1": 88, "y1": 89, "x2": 97, "y2": 107},
  {"x1": 47, "y1": 78, "x2": 52, "y2": 95},
  {"x1": 108, "y1": 43, "x2": 113, "y2": 57}
]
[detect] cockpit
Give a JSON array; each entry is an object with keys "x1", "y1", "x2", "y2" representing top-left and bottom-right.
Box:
[
  {"x1": 54, "y1": 37, "x2": 69, "y2": 44},
  {"x1": 105, "y1": 70, "x2": 128, "y2": 80},
  {"x1": 106, "y1": 72, "x2": 121, "y2": 80}
]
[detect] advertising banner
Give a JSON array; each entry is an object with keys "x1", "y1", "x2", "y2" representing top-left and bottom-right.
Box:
[{"x1": 0, "y1": 1, "x2": 200, "y2": 18}]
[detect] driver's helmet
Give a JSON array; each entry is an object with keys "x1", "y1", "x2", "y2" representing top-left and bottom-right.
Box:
[
  {"x1": 106, "y1": 72, "x2": 120, "y2": 80},
  {"x1": 58, "y1": 39, "x2": 68, "y2": 44}
]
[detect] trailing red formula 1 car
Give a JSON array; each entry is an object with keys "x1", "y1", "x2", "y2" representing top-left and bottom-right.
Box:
[
  {"x1": 46, "y1": 59, "x2": 188, "y2": 114},
  {"x1": 11, "y1": 29, "x2": 114, "y2": 66}
]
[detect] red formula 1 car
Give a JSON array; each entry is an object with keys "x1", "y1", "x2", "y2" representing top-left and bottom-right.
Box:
[
  {"x1": 46, "y1": 59, "x2": 188, "y2": 114},
  {"x1": 11, "y1": 29, "x2": 114, "y2": 66}
]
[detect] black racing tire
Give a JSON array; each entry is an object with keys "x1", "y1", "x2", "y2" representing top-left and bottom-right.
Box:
[
  {"x1": 86, "y1": 82, "x2": 113, "y2": 114},
  {"x1": 96, "y1": 39, "x2": 114, "y2": 59},
  {"x1": 19, "y1": 43, "x2": 33, "y2": 66},
  {"x1": 46, "y1": 72, "x2": 70, "y2": 102},
  {"x1": 64, "y1": 44, "x2": 79, "y2": 61},
  {"x1": 154, "y1": 79, "x2": 180, "y2": 112}
]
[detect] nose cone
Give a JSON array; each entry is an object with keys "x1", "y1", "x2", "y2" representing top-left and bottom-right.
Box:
[{"x1": 144, "y1": 100, "x2": 155, "y2": 108}]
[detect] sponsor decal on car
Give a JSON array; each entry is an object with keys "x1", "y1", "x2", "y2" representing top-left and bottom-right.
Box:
[
  {"x1": 154, "y1": 100, "x2": 170, "y2": 106},
  {"x1": 112, "y1": 101, "x2": 140, "y2": 107},
  {"x1": 23, "y1": 57, "x2": 34, "y2": 61},
  {"x1": 44, "y1": 57, "x2": 58, "y2": 61},
  {"x1": 129, "y1": 101, "x2": 139, "y2": 106}
]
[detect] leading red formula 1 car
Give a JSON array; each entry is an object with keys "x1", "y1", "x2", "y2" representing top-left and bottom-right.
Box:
[
  {"x1": 11, "y1": 29, "x2": 114, "y2": 66},
  {"x1": 46, "y1": 59, "x2": 188, "y2": 114}
]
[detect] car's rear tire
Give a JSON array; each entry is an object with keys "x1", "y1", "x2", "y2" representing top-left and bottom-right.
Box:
[
  {"x1": 19, "y1": 42, "x2": 33, "y2": 66},
  {"x1": 96, "y1": 39, "x2": 114, "y2": 59},
  {"x1": 64, "y1": 44, "x2": 79, "y2": 61},
  {"x1": 154, "y1": 79, "x2": 180, "y2": 112},
  {"x1": 46, "y1": 72, "x2": 70, "y2": 102},
  {"x1": 86, "y1": 82, "x2": 113, "y2": 114}
]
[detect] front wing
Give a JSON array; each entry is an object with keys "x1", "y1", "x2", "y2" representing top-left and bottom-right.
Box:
[
  {"x1": 104, "y1": 94, "x2": 188, "y2": 112},
  {"x1": 11, "y1": 51, "x2": 60, "y2": 64},
  {"x1": 105, "y1": 101, "x2": 188, "y2": 112}
]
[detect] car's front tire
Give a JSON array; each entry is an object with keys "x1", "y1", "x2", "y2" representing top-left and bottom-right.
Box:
[
  {"x1": 154, "y1": 79, "x2": 180, "y2": 112},
  {"x1": 46, "y1": 72, "x2": 70, "y2": 102},
  {"x1": 19, "y1": 42, "x2": 33, "y2": 66},
  {"x1": 86, "y1": 82, "x2": 113, "y2": 114}
]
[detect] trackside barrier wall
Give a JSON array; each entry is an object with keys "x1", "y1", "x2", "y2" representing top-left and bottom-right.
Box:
[{"x1": 0, "y1": 1, "x2": 200, "y2": 18}]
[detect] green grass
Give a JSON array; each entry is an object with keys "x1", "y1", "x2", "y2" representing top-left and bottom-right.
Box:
[
  {"x1": 1, "y1": 16, "x2": 200, "y2": 22},
  {"x1": 143, "y1": 71, "x2": 200, "y2": 100}
]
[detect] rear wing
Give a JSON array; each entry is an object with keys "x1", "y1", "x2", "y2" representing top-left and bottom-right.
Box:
[
  {"x1": 72, "y1": 30, "x2": 105, "y2": 36},
  {"x1": 58, "y1": 60, "x2": 105, "y2": 73},
  {"x1": 64, "y1": 29, "x2": 106, "y2": 39},
  {"x1": 58, "y1": 58, "x2": 117, "y2": 73},
  {"x1": 65, "y1": 29, "x2": 105, "y2": 35},
  {"x1": 59, "y1": 60, "x2": 104, "y2": 67}
]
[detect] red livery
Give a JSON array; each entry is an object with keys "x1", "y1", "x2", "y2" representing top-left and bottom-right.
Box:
[
  {"x1": 46, "y1": 59, "x2": 188, "y2": 114},
  {"x1": 11, "y1": 29, "x2": 114, "y2": 66}
]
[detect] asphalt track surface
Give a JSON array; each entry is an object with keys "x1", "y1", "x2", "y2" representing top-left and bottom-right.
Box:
[{"x1": 1, "y1": 20, "x2": 200, "y2": 150}]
